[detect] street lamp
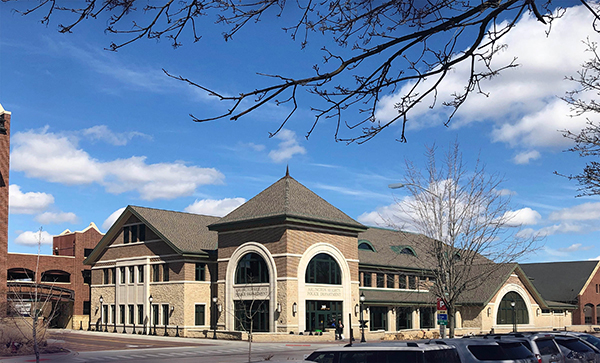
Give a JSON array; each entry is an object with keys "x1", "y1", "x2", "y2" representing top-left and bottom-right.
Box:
[
  {"x1": 212, "y1": 296, "x2": 218, "y2": 340},
  {"x1": 511, "y1": 301, "x2": 517, "y2": 333},
  {"x1": 148, "y1": 295, "x2": 153, "y2": 335},
  {"x1": 359, "y1": 292, "x2": 366, "y2": 343},
  {"x1": 99, "y1": 295, "x2": 104, "y2": 332}
]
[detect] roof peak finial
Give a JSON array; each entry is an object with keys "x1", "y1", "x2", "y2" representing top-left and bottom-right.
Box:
[{"x1": 286, "y1": 165, "x2": 290, "y2": 177}]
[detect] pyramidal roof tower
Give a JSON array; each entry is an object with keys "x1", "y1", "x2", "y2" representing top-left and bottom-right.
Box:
[{"x1": 209, "y1": 170, "x2": 365, "y2": 233}]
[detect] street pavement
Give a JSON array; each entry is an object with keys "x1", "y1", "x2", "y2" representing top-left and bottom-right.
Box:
[{"x1": 0, "y1": 329, "x2": 344, "y2": 363}]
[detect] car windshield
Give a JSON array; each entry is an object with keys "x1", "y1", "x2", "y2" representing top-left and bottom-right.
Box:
[
  {"x1": 536, "y1": 339, "x2": 559, "y2": 355},
  {"x1": 556, "y1": 338, "x2": 594, "y2": 353},
  {"x1": 579, "y1": 334, "x2": 600, "y2": 349},
  {"x1": 468, "y1": 345, "x2": 508, "y2": 360}
]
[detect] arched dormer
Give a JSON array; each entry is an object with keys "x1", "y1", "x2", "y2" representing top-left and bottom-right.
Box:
[{"x1": 358, "y1": 239, "x2": 376, "y2": 252}]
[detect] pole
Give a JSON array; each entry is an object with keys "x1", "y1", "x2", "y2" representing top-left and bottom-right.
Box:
[
  {"x1": 348, "y1": 313, "x2": 353, "y2": 346},
  {"x1": 360, "y1": 300, "x2": 366, "y2": 343},
  {"x1": 212, "y1": 301, "x2": 217, "y2": 340},
  {"x1": 512, "y1": 306, "x2": 517, "y2": 333}
]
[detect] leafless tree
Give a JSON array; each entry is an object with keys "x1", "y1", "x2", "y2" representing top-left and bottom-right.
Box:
[
  {"x1": 5, "y1": 0, "x2": 593, "y2": 143},
  {"x1": 389, "y1": 141, "x2": 539, "y2": 337},
  {"x1": 559, "y1": 39, "x2": 600, "y2": 196},
  {"x1": 4, "y1": 228, "x2": 68, "y2": 362}
]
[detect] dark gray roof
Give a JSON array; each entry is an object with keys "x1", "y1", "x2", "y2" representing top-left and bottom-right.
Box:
[
  {"x1": 520, "y1": 261, "x2": 599, "y2": 303},
  {"x1": 210, "y1": 174, "x2": 365, "y2": 231},
  {"x1": 130, "y1": 206, "x2": 220, "y2": 254}
]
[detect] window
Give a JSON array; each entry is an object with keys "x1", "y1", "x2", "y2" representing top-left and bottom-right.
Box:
[
  {"x1": 358, "y1": 240, "x2": 376, "y2": 252},
  {"x1": 111, "y1": 305, "x2": 116, "y2": 324},
  {"x1": 128, "y1": 305, "x2": 134, "y2": 324},
  {"x1": 102, "y1": 305, "x2": 108, "y2": 324},
  {"x1": 497, "y1": 292, "x2": 529, "y2": 325},
  {"x1": 129, "y1": 266, "x2": 134, "y2": 284},
  {"x1": 152, "y1": 265, "x2": 160, "y2": 282},
  {"x1": 138, "y1": 305, "x2": 144, "y2": 325},
  {"x1": 398, "y1": 274, "x2": 407, "y2": 289},
  {"x1": 138, "y1": 265, "x2": 144, "y2": 283},
  {"x1": 41, "y1": 270, "x2": 71, "y2": 283},
  {"x1": 82, "y1": 270, "x2": 91, "y2": 285},
  {"x1": 408, "y1": 275, "x2": 417, "y2": 290},
  {"x1": 162, "y1": 304, "x2": 169, "y2": 325},
  {"x1": 376, "y1": 273, "x2": 384, "y2": 288},
  {"x1": 386, "y1": 274, "x2": 395, "y2": 289},
  {"x1": 305, "y1": 253, "x2": 341, "y2": 285},
  {"x1": 103, "y1": 269, "x2": 110, "y2": 284},
  {"x1": 124, "y1": 224, "x2": 146, "y2": 243},
  {"x1": 370, "y1": 306, "x2": 388, "y2": 331},
  {"x1": 235, "y1": 252, "x2": 269, "y2": 284},
  {"x1": 363, "y1": 272, "x2": 372, "y2": 287},
  {"x1": 152, "y1": 305, "x2": 159, "y2": 327},
  {"x1": 420, "y1": 306, "x2": 435, "y2": 329},
  {"x1": 585, "y1": 304, "x2": 594, "y2": 324},
  {"x1": 195, "y1": 304, "x2": 205, "y2": 326},
  {"x1": 163, "y1": 264, "x2": 169, "y2": 282},
  {"x1": 111, "y1": 268, "x2": 116, "y2": 284},
  {"x1": 119, "y1": 305, "x2": 125, "y2": 324},
  {"x1": 391, "y1": 245, "x2": 416, "y2": 256},
  {"x1": 120, "y1": 267, "x2": 125, "y2": 284},
  {"x1": 84, "y1": 248, "x2": 93, "y2": 257},
  {"x1": 234, "y1": 300, "x2": 269, "y2": 332},
  {"x1": 83, "y1": 301, "x2": 90, "y2": 315},
  {"x1": 195, "y1": 263, "x2": 206, "y2": 281}
]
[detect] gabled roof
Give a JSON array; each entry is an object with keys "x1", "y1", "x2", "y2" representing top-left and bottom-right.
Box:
[
  {"x1": 85, "y1": 206, "x2": 219, "y2": 264},
  {"x1": 520, "y1": 260, "x2": 600, "y2": 303},
  {"x1": 209, "y1": 173, "x2": 366, "y2": 232}
]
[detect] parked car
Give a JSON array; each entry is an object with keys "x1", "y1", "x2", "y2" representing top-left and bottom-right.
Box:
[
  {"x1": 305, "y1": 342, "x2": 461, "y2": 363},
  {"x1": 554, "y1": 332, "x2": 600, "y2": 356},
  {"x1": 432, "y1": 337, "x2": 537, "y2": 363},
  {"x1": 484, "y1": 333, "x2": 565, "y2": 363},
  {"x1": 553, "y1": 336, "x2": 596, "y2": 363}
]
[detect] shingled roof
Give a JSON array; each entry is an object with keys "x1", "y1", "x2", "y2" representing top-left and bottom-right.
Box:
[
  {"x1": 520, "y1": 260, "x2": 600, "y2": 303},
  {"x1": 209, "y1": 173, "x2": 366, "y2": 232}
]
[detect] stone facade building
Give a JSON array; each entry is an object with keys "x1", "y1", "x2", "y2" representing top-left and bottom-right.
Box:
[{"x1": 85, "y1": 173, "x2": 576, "y2": 338}]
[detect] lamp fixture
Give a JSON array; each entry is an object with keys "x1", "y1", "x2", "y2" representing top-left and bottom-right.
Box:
[
  {"x1": 360, "y1": 292, "x2": 365, "y2": 302},
  {"x1": 292, "y1": 303, "x2": 297, "y2": 314},
  {"x1": 355, "y1": 304, "x2": 359, "y2": 316},
  {"x1": 510, "y1": 301, "x2": 516, "y2": 308},
  {"x1": 149, "y1": 295, "x2": 153, "y2": 303},
  {"x1": 99, "y1": 295, "x2": 104, "y2": 304},
  {"x1": 171, "y1": 306, "x2": 175, "y2": 312},
  {"x1": 218, "y1": 304, "x2": 222, "y2": 313},
  {"x1": 487, "y1": 307, "x2": 491, "y2": 317},
  {"x1": 212, "y1": 296, "x2": 218, "y2": 304},
  {"x1": 276, "y1": 303, "x2": 282, "y2": 313}
]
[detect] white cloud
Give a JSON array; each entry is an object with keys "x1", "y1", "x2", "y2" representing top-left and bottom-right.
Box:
[
  {"x1": 549, "y1": 202, "x2": 600, "y2": 221},
  {"x1": 495, "y1": 188, "x2": 517, "y2": 196},
  {"x1": 184, "y1": 198, "x2": 246, "y2": 217},
  {"x1": 8, "y1": 184, "x2": 54, "y2": 214},
  {"x1": 102, "y1": 207, "x2": 126, "y2": 231},
  {"x1": 557, "y1": 243, "x2": 593, "y2": 253},
  {"x1": 14, "y1": 230, "x2": 54, "y2": 246},
  {"x1": 502, "y1": 208, "x2": 542, "y2": 227},
  {"x1": 375, "y1": 5, "x2": 597, "y2": 157},
  {"x1": 35, "y1": 212, "x2": 78, "y2": 225},
  {"x1": 268, "y1": 129, "x2": 307, "y2": 163},
  {"x1": 241, "y1": 142, "x2": 266, "y2": 152},
  {"x1": 82, "y1": 125, "x2": 150, "y2": 146},
  {"x1": 513, "y1": 150, "x2": 541, "y2": 165},
  {"x1": 11, "y1": 127, "x2": 224, "y2": 200}
]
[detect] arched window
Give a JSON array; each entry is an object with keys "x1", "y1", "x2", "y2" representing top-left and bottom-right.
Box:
[
  {"x1": 305, "y1": 253, "x2": 341, "y2": 285},
  {"x1": 235, "y1": 253, "x2": 269, "y2": 284},
  {"x1": 358, "y1": 240, "x2": 376, "y2": 252},
  {"x1": 41, "y1": 270, "x2": 71, "y2": 283},
  {"x1": 7, "y1": 268, "x2": 34, "y2": 281},
  {"x1": 585, "y1": 303, "x2": 594, "y2": 324},
  {"x1": 390, "y1": 245, "x2": 416, "y2": 256},
  {"x1": 496, "y1": 292, "x2": 529, "y2": 325}
]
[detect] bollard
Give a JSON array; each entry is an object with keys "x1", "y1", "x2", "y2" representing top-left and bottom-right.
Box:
[
  {"x1": 164, "y1": 324, "x2": 169, "y2": 336},
  {"x1": 104, "y1": 321, "x2": 108, "y2": 332},
  {"x1": 175, "y1": 326, "x2": 180, "y2": 337},
  {"x1": 153, "y1": 322, "x2": 157, "y2": 336},
  {"x1": 88, "y1": 320, "x2": 91, "y2": 331},
  {"x1": 132, "y1": 322, "x2": 136, "y2": 335},
  {"x1": 80, "y1": 321, "x2": 83, "y2": 330},
  {"x1": 123, "y1": 322, "x2": 127, "y2": 334}
]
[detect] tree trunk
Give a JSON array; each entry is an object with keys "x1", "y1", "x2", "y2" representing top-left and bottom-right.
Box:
[
  {"x1": 448, "y1": 305, "x2": 455, "y2": 338},
  {"x1": 33, "y1": 307, "x2": 39, "y2": 363}
]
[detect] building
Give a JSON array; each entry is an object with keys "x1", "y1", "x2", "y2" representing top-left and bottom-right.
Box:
[
  {"x1": 521, "y1": 261, "x2": 600, "y2": 326},
  {"x1": 85, "y1": 173, "x2": 575, "y2": 339}
]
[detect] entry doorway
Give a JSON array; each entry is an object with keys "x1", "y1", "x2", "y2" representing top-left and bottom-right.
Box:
[{"x1": 306, "y1": 300, "x2": 343, "y2": 333}]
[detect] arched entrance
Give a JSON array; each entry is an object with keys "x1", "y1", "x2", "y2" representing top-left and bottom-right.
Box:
[
  {"x1": 497, "y1": 291, "x2": 529, "y2": 325},
  {"x1": 297, "y1": 243, "x2": 352, "y2": 334},
  {"x1": 225, "y1": 243, "x2": 277, "y2": 332}
]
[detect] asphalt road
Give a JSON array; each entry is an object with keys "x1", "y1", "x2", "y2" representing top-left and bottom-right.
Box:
[{"x1": 0, "y1": 329, "x2": 342, "y2": 363}]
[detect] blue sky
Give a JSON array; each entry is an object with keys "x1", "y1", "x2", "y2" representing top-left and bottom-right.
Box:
[{"x1": 1, "y1": 2, "x2": 599, "y2": 262}]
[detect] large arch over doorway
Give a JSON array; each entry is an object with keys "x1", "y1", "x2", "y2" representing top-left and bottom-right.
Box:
[
  {"x1": 225, "y1": 242, "x2": 278, "y2": 332},
  {"x1": 297, "y1": 243, "x2": 352, "y2": 334},
  {"x1": 492, "y1": 283, "x2": 535, "y2": 330}
]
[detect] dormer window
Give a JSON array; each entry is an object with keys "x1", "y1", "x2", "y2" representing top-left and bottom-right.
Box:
[
  {"x1": 391, "y1": 245, "x2": 417, "y2": 256},
  {"x1": 124, "y1": 224, "x2": 146, "y2": 243},
  {"x1": 358, "y1": 240, "x2": 376, "y2": 252}
]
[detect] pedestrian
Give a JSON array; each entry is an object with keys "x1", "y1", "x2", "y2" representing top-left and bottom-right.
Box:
[{"x1": 337, "y1": 319, "x2": 344, "y2": 340}]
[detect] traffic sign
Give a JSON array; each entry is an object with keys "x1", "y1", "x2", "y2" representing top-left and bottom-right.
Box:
[
  {"x1": 437, "y1": 312, "x2": 448, "y2": 326},
  {"x1": 436, "y1": 298, "x2": 447, "y2": 311}
]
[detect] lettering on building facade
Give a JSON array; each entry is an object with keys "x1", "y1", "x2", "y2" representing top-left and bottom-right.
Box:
[{"x1": 306, "y1": 286, "x2": 343, "y2": 298}]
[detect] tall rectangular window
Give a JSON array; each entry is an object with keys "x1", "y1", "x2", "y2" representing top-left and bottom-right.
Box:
[
  {"x1": 138, "y1": 265, "x2": 144, "y2": 283},
  {"x1": 111, "y1": 305, "x2": 116, "y2": 324},
  {"x1": 128, "y1": 305, "x2": 134, "y2": 324},
  {"x1": 363, "y1": 272, "x2": 372, "y2": 287},
  {"x1": 152, "y1": 305, "x2": 159, "y2": 327},
  {"x1": 152, "y1": 265, "x2": 160, "y2": 282},
  {"x1": 162, "y1": 304, "x2": 169, "y2": 325},
  {"x1": 120, "y1": 267, "x2": 125, "y2": 284},
  {"x1": 163, "y1": 264, "x2": 169, "y2": 282},
  {"x1": 138, "y1": 304, "x2": 144, "y2": 325},
  {"x1": 102, "y1": 305, "x2": 108, "y2": 324},
  {"x1": 82, "y1": 270, "x2": 91, "y2": 285},
  {"x1": 399, "y1": 274, "x2": 407, "y2": 289},
  {"x1": 129, "y1": 266, "x2": 134, "y2": 284},
  {"x1": 84, "y1": 248, "x2": 93, "y2": 257},
  {"x1": 195, "y1": 263, "x2": 206, "y2": 281},
  {"x1": 386, "y1": 274, "x2": 395, "y2": 289},
  {"x1": 119, "y1": 305, "x2": 125, "y2": 324},
  {"x1": 376, "y1": 273, "x2": 384, "y2": 288},
  {"x1": 83, "y1": 301, "x2": 90, "y2": 315},
  {"x1": 111, "y1": 268, "x2": 116, "y2": 284},
  {"x1": 124, "y1": 226, "x2": 130, "y2": 244},
  {"x1": 408, "y1": 276, "x2": 417, "y2": 290},
  {"x1": 103, "y1": 269, "x2": 109, "y2": 284},
  {"x1": 131, "y1": 225, "x2": 138, "y2": 242},
  {"x1": 195, "y1": 305, "x2": 205, "y2": 326}
]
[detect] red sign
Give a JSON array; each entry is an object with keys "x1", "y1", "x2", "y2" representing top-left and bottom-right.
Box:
[{"x1": 436, "y1": 298, "x2": 447, "y2": 311}]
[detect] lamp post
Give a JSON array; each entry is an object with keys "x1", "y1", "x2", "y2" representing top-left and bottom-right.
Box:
[
  {"x1": 511, "y1": 301, "x2": 517, "y2": 333},
  {"x1": 99, "y1": 295, "x2": 104, "y2": 332},
  {"x1": 212, "y1": 296, "x2": 218, "y2": 340},
  {"x1": 148, "y1": 295, "x2": 153, "y2": 335},
  {"x1": 359, "y1": 292, "x2": 366, "y2": 343}
]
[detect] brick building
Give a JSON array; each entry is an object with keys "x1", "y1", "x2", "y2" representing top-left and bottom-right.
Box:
[
  {"x1": 85, "y1": 173, "x2": 573, "y2": 338},
  {"x1": 0, "y1": 104, "x2": 10, "y2": 307}
]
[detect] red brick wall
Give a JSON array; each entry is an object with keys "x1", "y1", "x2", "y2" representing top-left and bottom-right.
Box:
[
  {"x1": 0, "y1": 109, "x2": 10, "y2": 306},
  {"x1": 574, "y1": 264, "x2": 600, "y2": 325}
]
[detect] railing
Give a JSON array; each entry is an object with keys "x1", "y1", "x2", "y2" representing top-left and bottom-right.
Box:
[{"x1": 7, "y1": 281, "x2": 75, "y2": 301}]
